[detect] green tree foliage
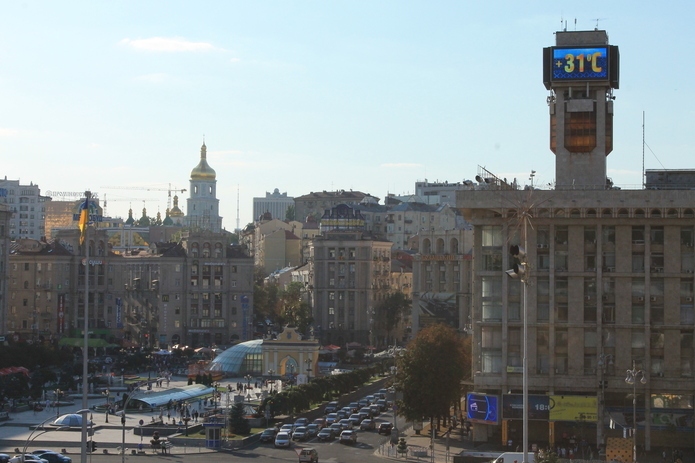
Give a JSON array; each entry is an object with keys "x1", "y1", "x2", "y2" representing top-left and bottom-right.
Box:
[
  {"x1": 278, "y1": 282, "x2": 313, "y2": 333},
  {"x1": 395, "y1": 324, "x2": 469, "y2": 425},
  {"x1": 228, "y1": 401, "x2": 251, "y2": 435},
  {"x1": 375, "y1": 291, "x2": 410, "y2": 347},
  {"x1": 536, "y1": 448, "x2": 559, "y2": 463},
  {"x1": 285, "y1": 205, "x2": 296, "y2": 221}
]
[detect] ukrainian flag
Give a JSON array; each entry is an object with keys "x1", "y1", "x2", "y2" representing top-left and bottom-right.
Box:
[{"x1": 78, "y1": 197, "x2": 89, "y2": 244}]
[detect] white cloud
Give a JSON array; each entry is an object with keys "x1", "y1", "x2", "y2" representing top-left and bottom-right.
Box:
[
  {"x1": 381, "y1": 163, "x2": 423, "y2": 168},
  {"x1": 230, "y1": 57, "x2": 241, "y2": 63},
  {"x1": 135, "y1": 73, "x2": 171, "y2": 83},
  {"x1": 0, "y1": 128, "x2": 19, "y2": 137},
  {"x1": 121, "y1": 37, "x2": 217, "y2": 52}
]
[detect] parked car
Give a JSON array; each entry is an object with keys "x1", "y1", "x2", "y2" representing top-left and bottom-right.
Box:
[
  {"x1": 293, "y1": 426, "x2": 309, "y2": 441},
  {"x1": 313, "y1": 417, "x2": 326, "y2": 429},
  {"x1": 359, "y1": 419, "x2": 375, "y2": 431},
  {"x1": 324, "y1": 401, "x2": 339, "y2": 414},
  {"x1": 377, "y1": 422, "x2": 393, "y2": 435},
  {"x1": 260, "y1": 428, "x2": 277, "y2": 443},
  {"x1": 317, "y1": 428, "x2": 334, "y2": 441},
  {"x1": 339, "y1": 430, "x2": 358, "y2": 445},
  {"x1": 298, "y1": 448, "x2": 318, "y2": 463},
  {"x1": 32, "y1": 453, "x2": 71, "y2": 463},
  {"x1": 294, "y1": 418, "x2": 309, "y2": 427},
  {"x1": 338, "y1": 418, "x2": 353, "y2": 430},
  {"x1": 274, "y1": 432, "x2": 292, "y2": 448},
  {"x1": 306, "y1": 424, "x2": 320, "y2": 438}
]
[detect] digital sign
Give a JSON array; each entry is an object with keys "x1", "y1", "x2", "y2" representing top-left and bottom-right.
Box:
[
  {"x1": 552, "y1": 47, "x2": 608, "y2": 81},
  {"x1": 502, "y1": 394, "x2": 550, "y2": 421},
  {"x1": 467, "y1": 393, "x2": 499, "y2": 424}
]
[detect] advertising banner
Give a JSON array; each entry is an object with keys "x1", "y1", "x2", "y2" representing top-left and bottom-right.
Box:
[
  {"x1": 467, "y1": 393, "x2": 499, "y2": 424},
  {"x1": 549, "y1": 395, "x2": 597, "y2": 422}
]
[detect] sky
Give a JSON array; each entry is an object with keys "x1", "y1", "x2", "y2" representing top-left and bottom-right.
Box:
[{"x1": 2, "y1": 1, "x2": 694, "y2": 229}]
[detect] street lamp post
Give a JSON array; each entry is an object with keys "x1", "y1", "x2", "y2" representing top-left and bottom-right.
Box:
[
  {"x1": 625, "y1": 360, "x2": 647, "y2": 463},
  {"x1": 54, "y1": 389, "x2": 63, "y2": 418},
  {"x1": 23, "y1": 410, "x2": 88, "y2": 461},
  {"x1": 118, "y1": 389, "x2": 141, "y2": 463},
  {"x1": 244, "y1": 375, "x2": 253, "y2": 400},
  {"x1": 305, "y1": 358, "x2": 312, "y2": 379},
  {"x1": 102, "y1": 389, "x2": 110, "y2": 423},
  {"x1": 267, "y1": 369, "x2": 275, "y2": 393}
]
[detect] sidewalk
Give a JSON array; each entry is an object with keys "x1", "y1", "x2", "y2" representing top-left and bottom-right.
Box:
[
  {"x1": 0, "y1": 373, "x2": 267, "y2": 455},
  {"x1": 374, "y1": 421, "x2": 475, "y2": 463}
]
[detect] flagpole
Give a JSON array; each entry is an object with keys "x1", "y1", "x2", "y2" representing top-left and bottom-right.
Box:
[{"x1": 80, "y1": 191, "x2": 91, "y2": 463}]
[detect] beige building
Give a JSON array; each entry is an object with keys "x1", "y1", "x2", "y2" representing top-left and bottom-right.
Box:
[
  {"x1": 0, "y1": 204, "x2": 12, "y2": 336},
  {"x1": 294, "y1": 190, "x2": 378, "y2": 222}
]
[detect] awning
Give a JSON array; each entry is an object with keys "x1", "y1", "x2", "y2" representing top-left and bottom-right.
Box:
[
  {"x1": 128, "y1": 384, "x2": 215, "y2": 409},
  {"x1": 58, "y1": 338, "x2": 112, "y2": 348}
]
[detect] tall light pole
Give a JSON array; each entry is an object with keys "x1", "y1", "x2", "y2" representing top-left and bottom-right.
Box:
[
  {"x1": 597, "y1": 354, "x2": 614, "y2": 451},
  {"x1": 102, "y1": 389, "x2": 110, "y2": 423},
  {"x1": 267, "y1": 369, "x2": 275, "y2": 393},
  {"x1": 625, "y1": 361, "x2": 646, "y2": 463},
  {"x1": 54, "y1": 389, "x2": 63, "y2": 418},
  {"x1": 305, "y1": 357, "x2": 313, "y2": 379}
]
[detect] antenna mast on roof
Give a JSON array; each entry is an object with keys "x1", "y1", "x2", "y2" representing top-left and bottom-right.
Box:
[{"x1": 236, "y1": 184, "x2": 240, "y2": 232}]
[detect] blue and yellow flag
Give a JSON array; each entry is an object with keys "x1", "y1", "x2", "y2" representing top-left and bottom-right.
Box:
[{"x1": 78, "y1": 197, "x2": 89, "y2": 244}]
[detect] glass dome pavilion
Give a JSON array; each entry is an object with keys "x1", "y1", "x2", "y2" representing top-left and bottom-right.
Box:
[{"x1": 208, "y1": 339, "x2": 263, "y2": 376}]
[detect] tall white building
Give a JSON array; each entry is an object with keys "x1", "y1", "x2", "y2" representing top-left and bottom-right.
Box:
[
  {"x1": 0, "y1": 178, "x2": 49, "y2": 240},
  {"x1": 253, "y1": 188, "x2": 294, "y2": 222},
  {"x1": 185, "y1": 143, "x2": 223, "y2": 233}
]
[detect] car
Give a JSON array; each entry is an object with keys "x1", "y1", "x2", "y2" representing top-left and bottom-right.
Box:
[
  {"x1": 377, "y1": 422, "x2": 393, "y2": 435},
  {"x1": 376, "y1": 399, "x2": 388, "y2": 411},
  {"x1": 364, "y1": 395, "x2": 375, "y2": 404},
  {"x1": 259, "y1": 428, "x2": 277, "y2": 443},
  {"x1": 312, "y1": 417, "x2": 326, "y2": 429},
  {"x1": 29, "y1": 452, "x2": 53, "y2": 457},
  {"x1": 339, "y1": 430, "x2": 358, "y2": 445},
  {"x1": 31, "y1": 453, "x2": 71, "y2": 463},
  {"x1": 359, "y1": 419, "x2": 375, "y2": 431},
  {"x1": 357, "y1": 399, "x2": 369, "y2": 408},
  {"x1": 369, "y1": 404, "x2": 381, "y2": 416},
  {"x1": 348, "y1": 413, "x2": 363, "y2": 426},
  {"x1": 274, "y1": 432, "x2": 292, "y2": 448},
  {"x1": 298, "y1": 448, "x2": 318, "y2": 463},
  {"x1": 358, "y1": 411, "x2": 371, "y2": 423},
  {"x1": 317, "y1": 428, "x2": 334, "y2": 441},
  {"x1": 293, "y1": 426, "x2": 309, "y2": 441},
  {"x1": 306, "y1": 423, "x2": 320, "y2": 438},
  {"x1": 325, "y1": 413, "x2": 339, "y2": 425},
  {"x1": 329, "y1": 423, "x2": 344, "y2": 436},
  {"x1": 279, "y1": 424, "x2": 294, "y2": 436},
  {"x1": 338, "y1": 418, "x2": 353, "y2": 430},
  {"x1": 359, "y1": 407, "x2": 373, "y2": 417},
  {"x1": 0, "y1": 455, "x2": 10, "y2": 463},
  {"x1": 348, "y1": 402, "x2": 359, "y2": 413},
  {"x1": 10, "y1": 456, "x2": 47, "y2": 463},
  {"x1": 294, "y1": 418, "x2": 309, "y2": 427},
  {"x1": 324, "y1": 401, "x2": 339, "y2": 414},
  {"x1": 336, "y1": 410, "x2": 349, "y2": 420}
]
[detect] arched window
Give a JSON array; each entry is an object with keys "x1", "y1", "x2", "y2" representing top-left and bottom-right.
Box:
[
  {"x1": 650, "y1": 209, "x2": 661, "y2": 218},
  {"x1": 602, "y1": 208, "x2": 613, "y2": 217},
  {"x1": 450, "y1": 238, "x2": 459, "y2": 255},
  {"x1": 202, "y1": 242, "x2": 211, "y2": 258},
  {"x1": 422, "y1": 238, "x2": 431, "y2": 254},
  {"x1": 555, "y1": 209, "x2": 565, "y2": 217},
  {"x1": 667, "y1": 208, "x2": 679, "y2": 218},
  {"x1": 538, "y1": 209, "x2": 550, "y2": 217},
  {"x1": 215, "y1": 243, "x2": 223, "y2": 258},
  {"x1": 586, "y1": 209, "x2": 597, "y2": 217},
  {"x1": 191, "y1": 243, "x2": 199, "y2": 257},
  {"x1": 436, "y1": 238, "x2": 445, "y2": 254},
  {"x1": 685, "y1": 209, "x2": 694, "y2": 218},
  {"x1": 634, "y1": 209, "x2": 645, "y2": 218},
  {"x1": 618, "y1": 208, "x2": 629, "y2": 218},
  {"x1": 570, "y1": 209, "x2": 581, "y2": 218}
]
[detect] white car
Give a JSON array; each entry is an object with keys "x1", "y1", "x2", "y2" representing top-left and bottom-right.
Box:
[{"x1": 274, "y1": 432, "x2": 292, "y2": 448}]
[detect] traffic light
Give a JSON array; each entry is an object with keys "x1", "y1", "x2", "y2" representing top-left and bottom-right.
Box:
[{"x1": 90, "y1": 441, "x2": 97, "y2": 452}]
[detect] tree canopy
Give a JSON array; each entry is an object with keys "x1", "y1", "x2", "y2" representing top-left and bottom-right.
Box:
[
  {"x1": 394, "y1": 324, "x2": 470, "y2": 424},
  {"x1": 375, "y1": 291, "x2": 410, "y2": 347},
  {"x1": 278, "y1": 282, "x2": 313, "y2": 333}
]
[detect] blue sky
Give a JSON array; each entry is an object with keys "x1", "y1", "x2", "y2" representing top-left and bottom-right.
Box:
[{"x1": 2, "y1": 1, "x2": 693, "y2": 228}]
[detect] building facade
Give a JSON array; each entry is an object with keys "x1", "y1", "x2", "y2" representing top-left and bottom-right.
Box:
[
  {"x1": 0, "y1": 178, "x2": 49, "y2": 240},
  {"x1": 253, "y1": 188, "x2": 294, "y2": 222}
]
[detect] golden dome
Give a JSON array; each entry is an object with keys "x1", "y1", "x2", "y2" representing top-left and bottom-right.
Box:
[
  {"x1": 170, "y1": 195, "x2": 184, "y2": 217},
  {"x1": 190, "y1": 143, "x2": 216, "y2": 180}
]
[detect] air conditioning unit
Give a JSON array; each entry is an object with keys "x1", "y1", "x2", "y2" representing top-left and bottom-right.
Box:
[
  {"x1": 585, "y1": 295, "x2": 592, "y2": 300},
  {"x1": 650, "y1": 296, "x2": 657, "y2": 302},
  {"x1": 602, "y1": 295, "x2": 609, "y2": 301},
  {"x1": 606, "y1": 267, "x2": 615, "y2": 272},
  {"x1": 687, "y1": 297, "x2": 693, "y2": 302},
  {"x1": 638, "y1": 296, "x2": 645, "y2": 302}
]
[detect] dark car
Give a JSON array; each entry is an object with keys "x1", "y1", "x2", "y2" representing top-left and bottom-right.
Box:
[
  {"x1": 32, "y1": 453, "x2": 71, "y2": 463},
  {"x1": 0, "y1": 454, "x2": 10, "y2": 463},
  {"x1": 324, "y1": 401, "x2": 339, "y2": 414},
  {"x1": 377, "y1": 422, "x2": 393, "y2": 435},
  {"x1": 317, "y1": 428, "x2": 334, "y2": 441},
  {"x1": 259, "y1": 428, "x2": 277, "y2": 443}
]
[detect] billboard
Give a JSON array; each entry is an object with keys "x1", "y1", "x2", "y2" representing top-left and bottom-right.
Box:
[
  {"x1": 549, "y1": 395, "x2": 597, "y2": 422},
  {"x1": 467, "y1": 393, "x2": 499, "y2": 424},
  {"x1": 502, "y1": 394, "x2": 550, "y2": 420},
  {"x1": 417, "y1": 292, "x2": 459, "y2": 328}
]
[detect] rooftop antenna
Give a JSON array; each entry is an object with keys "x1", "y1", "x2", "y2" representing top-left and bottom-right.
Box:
[
  {"x1": 593, "y1": 18, "x2": 607, "y2": 30},
  {"x1": 574, "y1": 18, "x2": 577, "y2": 30},
  {"x1": 236, "y1": 184, "x2": 240, "y2": 232}
]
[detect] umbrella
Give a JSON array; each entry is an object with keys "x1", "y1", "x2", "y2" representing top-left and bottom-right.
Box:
[{"x1": 195, "y1": 347, "x2": 212, "y2": 354}]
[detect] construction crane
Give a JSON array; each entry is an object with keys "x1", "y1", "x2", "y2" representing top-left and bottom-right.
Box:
[
  {"x1": 101, "y1": 184, "x2": 187, "y2": 210},
  {"x1": 102, "y1": 194, "x2": 146, "y2": 216}
]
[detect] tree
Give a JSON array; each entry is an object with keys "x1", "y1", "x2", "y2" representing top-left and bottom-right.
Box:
[
  {"x1": 375, "y1": 291, "x2": 410, "y2": 347},
  {"x1": 229, "y1": 401, "x2": 251, "y2": 435},
  {"x1": 278, "y1": 282, "x2": 313, "y2": 333},
  {"x1": 395, "y1": 324, "x2": 470, "y2": 431},
  {"x1": 285, "y1": 205, "x2": 296, "y2": 221}
]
